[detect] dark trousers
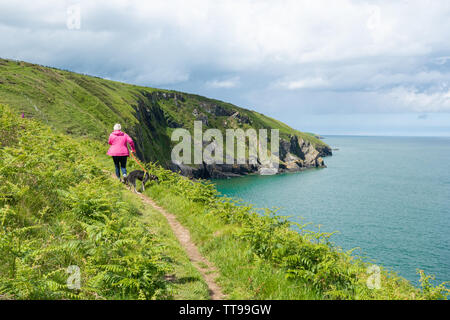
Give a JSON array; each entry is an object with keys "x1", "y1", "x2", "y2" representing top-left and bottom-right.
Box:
[{"x1": 112, "y1": 156, "x2": 128, "y2": 179}]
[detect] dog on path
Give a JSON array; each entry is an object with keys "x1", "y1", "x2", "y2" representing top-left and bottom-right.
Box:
[{"x1": 123, "y1": 170, "x2": 158, "y2": 194}]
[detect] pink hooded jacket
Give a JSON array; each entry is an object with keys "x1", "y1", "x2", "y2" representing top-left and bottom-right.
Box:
[{"x1": 107, "y1": 130, "x2": 136, "y2": 156}]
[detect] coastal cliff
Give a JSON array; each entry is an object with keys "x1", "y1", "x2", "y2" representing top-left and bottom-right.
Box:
[
  {"x1": 169, "y1": 134, "x2": 332, "y2": 179},
  {"x1": 0, "y1": 58, "x2": 332, "y2": 179}
]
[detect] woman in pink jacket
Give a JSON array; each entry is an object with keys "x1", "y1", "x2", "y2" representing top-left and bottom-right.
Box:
[{"x1": 107, "y1": 124, "x2": 136, "y2": 180}]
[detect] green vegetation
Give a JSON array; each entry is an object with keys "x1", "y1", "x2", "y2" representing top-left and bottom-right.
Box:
[
  {"x1": 0, "y1": 105, "x2": 209, "y2": 299},
  {"x1": 0, "y1": 58, "x2": 328, "y2": 167},
  {"x1": 121, "y1": 192, "x2": 210, "y2": 300}
]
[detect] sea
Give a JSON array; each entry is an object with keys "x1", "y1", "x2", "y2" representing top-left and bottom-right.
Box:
[{"x1": 213, "y1": 136, "x2": 450, "y2": 285}]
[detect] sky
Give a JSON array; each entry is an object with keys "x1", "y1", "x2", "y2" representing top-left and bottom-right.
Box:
[{"x1": 1, "y1": 0, "x2": 450, "y2": 136}]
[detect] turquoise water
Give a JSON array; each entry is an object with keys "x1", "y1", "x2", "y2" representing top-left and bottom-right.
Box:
[{"x1": 213, "y1": 136, "x2": 450, "y2": 285}]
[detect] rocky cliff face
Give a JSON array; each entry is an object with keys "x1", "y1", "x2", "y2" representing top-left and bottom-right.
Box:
[
  {"x1": 129, "y1": 90, "x2": 331, "y2": 179},
  {"x1": 131, "y1": 90, "x2": 333, "y2": 179},
  {"x1": 278, "y1": 135, "x2": 328, "y2": 172},
  {"x1": 168, "y1": 135, "x2": 332, "y2": 179}
]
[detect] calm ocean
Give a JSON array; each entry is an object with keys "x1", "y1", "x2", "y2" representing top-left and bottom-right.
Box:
[{"x1": 213, "y1": 136, "x2": 450, "y2": 285}]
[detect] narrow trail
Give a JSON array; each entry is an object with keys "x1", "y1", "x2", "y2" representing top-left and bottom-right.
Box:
[{"x1": 138, "y1": 193, "x2": 225, "y2": 300}]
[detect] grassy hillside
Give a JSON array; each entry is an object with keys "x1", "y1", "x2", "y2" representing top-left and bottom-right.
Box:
[
  {"x1": 0, "y1": 104, "x2": 212, "y2": 299},
  {"x1": 1, "y1": 105, "x2": 448, "y2": 300},
  {"x1": 0, "y1": 58, "x2": 329, "y2": 167}
]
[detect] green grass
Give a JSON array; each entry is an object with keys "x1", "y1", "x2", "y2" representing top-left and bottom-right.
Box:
[
  {"x1": 120, "y1": 192, "x2": 210, "y2": 300},
  {"x1": 148, "y1": 186, "x2": 321, "y2": 299}
]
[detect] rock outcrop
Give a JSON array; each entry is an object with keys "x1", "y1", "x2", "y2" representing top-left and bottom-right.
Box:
[
  {"x1": 277, "y1": 135, "x2": 328, "y2": 172},
  {"x1": 192, "y1": 108, "x2": 209, "y2": 126},
  {"x1": 201, "y1": 103, "x2": 233, "y2": 117},
  {"x1": 150, "y1": 91, "x2": 186, "y2": 103},
  {"x1": 228, "y1": 111, "x2": 251, "y2": 124},
  {"x1": 169, "y1": 162, "x2": 259, "y2": 179},
  {"x1": 169, "y1": 134, "x2": 332, "y2": 179}
]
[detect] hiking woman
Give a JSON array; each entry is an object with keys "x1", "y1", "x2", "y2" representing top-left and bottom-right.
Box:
[{"x1": 107, "y1": 123, "x2": 136, "y2": 180}]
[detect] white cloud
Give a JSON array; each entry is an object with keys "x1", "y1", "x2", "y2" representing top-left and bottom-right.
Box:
[
  {"x1": 433, "y1": 56, "x2": 450, "y2": 65},
  {"x1": 1, "y1": 0, "x2": 450, "y2": 116},
  {"x1": 388, "y1": 87, "x2": 450, "y2": 112},
  {"x1": 275, "y1": 77, "x2": 329, "y2": 90},
  {"x1": 206, "y1": 77, "x2": 240, "y2": 89}
]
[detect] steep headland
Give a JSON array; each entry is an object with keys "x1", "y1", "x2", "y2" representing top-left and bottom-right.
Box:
[{"x1": 0, "y1": 58, "x2": 331, "y2": 178}]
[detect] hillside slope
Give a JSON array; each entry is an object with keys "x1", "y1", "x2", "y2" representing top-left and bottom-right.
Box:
[{"x1": 0, "y1": 58, "x2": 331, "y2": 178}]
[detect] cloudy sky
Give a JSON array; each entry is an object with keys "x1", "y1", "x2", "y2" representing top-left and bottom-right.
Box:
[{"x1": 1, "y1": 0, "x2": 450, "y2": 135}]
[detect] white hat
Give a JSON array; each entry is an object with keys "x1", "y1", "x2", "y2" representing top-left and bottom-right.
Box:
[{"x1": 114, "y1": 123, "x2": 121, "y2": 131}]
